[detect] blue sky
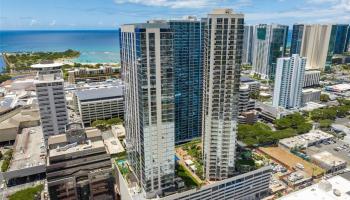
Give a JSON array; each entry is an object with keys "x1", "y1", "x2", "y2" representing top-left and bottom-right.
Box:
[{"x1": 0, "y1": 0, "x2": 349, "y2": 30}]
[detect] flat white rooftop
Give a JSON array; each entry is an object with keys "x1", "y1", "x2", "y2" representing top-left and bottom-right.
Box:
[
  {"x1": 280, "y1": 174, "x2": 350, "y2": 200},
  {"x1": 279, "y1": 130, "x2": 334, "y2": 149},
  {"x1": 301, "y1": 102, "x2": 327, "y2": 112},
  {"x1": 9, "y1": 126, "x2": 46, "y2": 171},
  {"x1": 31, "y1": 63, "x2": 63, "y2": 68},
  {"x1": 312, "y1": 151, "x2": 347, "y2": 166},
  {"x1": 302, "y1": 88, "x2": 321, "y2": 93},
  {"x1": 49, "y1": 139, "x2": 104, "y2": 157}
]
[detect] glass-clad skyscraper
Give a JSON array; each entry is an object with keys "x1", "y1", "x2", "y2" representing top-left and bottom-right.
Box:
[
  {"x1": 290, "y1": 24, "x2": 304, "y2": 55},
  {"x1": 347, "y1": 27, "x2": 350, "y2": 52},
  {"x1": 120, "y1": 22, "x2": 175, "y2": 198},
  {"x1": 252, "y1": 24, "x2": 288, "y2": 80},
  {"x1": 332, "y1": 24, "x2": 350, "y2": 54},
  {"x1": 169, "y1": 18, "x2": 203, "y2": 144},
  {"x1": 243, "y1": 25, "x2": 254, "y2": 64}
]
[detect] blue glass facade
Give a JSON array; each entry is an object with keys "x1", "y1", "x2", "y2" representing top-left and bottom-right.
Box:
[
  {"x1": 346, "y1": 27, "x2": 350, "y2": 52},
  {"x1": 290, "y1": 24, "x2": 304, "y2": 55},
  {"x1": 169, "y1": 20, "x2": 203, "y2": 144},
  {"x1": 269, "y1": 25, "x2": 289, "y2": 80},
  {"x1": 333, "y1": 24, "x2": 350, "y2": 54}
]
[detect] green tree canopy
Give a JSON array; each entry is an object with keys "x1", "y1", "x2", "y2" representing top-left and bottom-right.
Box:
[
  {"x1": 0, "y1": 74, "x2": 12, "y2": 83},
  {"x1": 274, "y1": 113, "x2": 312, "y2": 134},
  {"x1": 320, "y1": 94, "x2": 330, "y2": 102}
]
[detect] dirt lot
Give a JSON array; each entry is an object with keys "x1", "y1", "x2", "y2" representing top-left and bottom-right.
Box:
[{"x1": 259, "y1": 147, "x2": 324, "y2": 177}]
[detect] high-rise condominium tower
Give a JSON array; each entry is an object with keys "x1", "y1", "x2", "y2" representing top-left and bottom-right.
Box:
[
  {"x1": 32, "y1": 63, "x2": 68, "y2": 139},
  {"x1": 169, "y1": 17, "x2": 203, "y2": 144},
  {"x1": 299, "y1": 24, "x2": 333, "y2": 70},
  {"x1": 120, "y1": 22, "x2": 175, "y2": 198},
  {"x1": 347, "y1": 27, "x2": 350, "y2": 52},
  {"x1": 290, "y1": 24, "x2": 304, "y2": 55},
  {"x1": 202, "y1": 9, "x2": 244, "y2": 181},
  {"x1": 295, "y1": 24, "x2": 350, "y2": 71},
  {"x1": 252, "y1": 24, "x2": 288, "y2": 80},
  {"x1": 273, "y1": 54, "x2": 306, "y2": 109},
  {"x1": 243, "y1": 25, "x2": 254, "y2": 64},
  {"x1": 332, "y1": 24, "x2": 349, "y2": 54}
]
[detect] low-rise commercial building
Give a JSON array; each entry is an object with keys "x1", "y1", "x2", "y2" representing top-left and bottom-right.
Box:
[
  {"x1": 46, "y1": 123, "x2": 115, "y2": 200},
  {"x1": 301, "y1": 88, "x2": 321, "y2": 105},
  {"x1": 280, "y1": 173, "x2": 350, "y2": 200},
  {"x1": 0, "y1": 126, "x2": 46, "y2": 186},
  {"x1": 311, "y1": 151, "x2": 347, "y2": 173},
  {"x1": 256, "y1": 102, "x2": 294, "y2": 122},
  {"x1": 279, "y1": 130, "x2": 334, "y2": 150},
  {"x1": 283, "y1": 171, "x2": 312, "y2": 188},
  {"x1": 325, "y1": 83, "x2": 350, "y2": 92},
  {"x1": 68, "y1": 65, "x2": 120, "y2": 84},
  {"x1": 73, "y1": 86, "x2": 124, "y2": 126},
  {"x1": 0, "y1": 106, "x2": 40, "y2": 143},
  {"x1": 300, "y1": 101, "x2": 327, "y2": 112}
]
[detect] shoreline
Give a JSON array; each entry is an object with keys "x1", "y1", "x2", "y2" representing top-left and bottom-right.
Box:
[
  {"x1": 59, "y1": 58, "x2": 120, "y2": 66},
  {"x1": 3, "y1": 52, "x2": 120, "y2": 67}
]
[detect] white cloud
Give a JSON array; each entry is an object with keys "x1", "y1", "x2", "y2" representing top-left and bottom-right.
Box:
[
  {"x1": 49, "y1": 20, "x2": 56, "y2": 26},
  {"x1": 234, "y1": 0, "x2": 252, "y2": 8},
  {"x1": 332, "y1": 0, "x2": 350, "y2": 11},
  {"x1": 29, "y1": 19, "x2": 37, "y2": 26},
  {"x1": 306, "y1": 0, "x2": 338, "y2": 3},
  {"x1": 114, "y1": 0, "x2": 209, "y2": 8},
  {"x1": 114, "y1": 0, "x2": 252, "y2": 9},
  {"x1": 245, "y1": 0, "x2": 350, "y2": 24}
]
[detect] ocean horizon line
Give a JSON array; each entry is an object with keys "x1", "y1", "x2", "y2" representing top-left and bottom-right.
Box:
[{"x1": 0, "y1": 29, "x2": 119, "y2": 32}]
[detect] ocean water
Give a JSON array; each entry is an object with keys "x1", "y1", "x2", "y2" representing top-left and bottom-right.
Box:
[
  {"x1": 0, "y1": 30, "x2": 120, "y2": 65},
  {"x1": 0, "y1": 29, "x2": 293, "y2": 73}
]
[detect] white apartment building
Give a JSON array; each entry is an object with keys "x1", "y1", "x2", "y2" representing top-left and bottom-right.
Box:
[
  {"x1": 303, "y1": 70, "x2": 320, "y2": 88},
  {"x1": 300, "y1": 24, "x2": 333, "y2": 70},
  {"x1": 120, "y1": 22, "x2": 175, "y2": 198},
  {"x1": 202, "y1": 9, "x2": 244, "y2": 181},
  {"x1": 32, "y1": 63, "x2": 68, "y2": 138},
  {"x1": 73, "y1": 86, "x2": 124, "y2": 126},
  {"x1": 273, "y1": 54, "x2": 306, "y2": 109}
]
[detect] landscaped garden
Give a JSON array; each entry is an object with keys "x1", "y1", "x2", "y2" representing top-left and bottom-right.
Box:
[
  {"x1": 175, "y1": 164, "x2": 201, "y2": 188},
  {"x1": 1, "y1": 149, "x2": 13, "y2": 172},
  {"x1": 8, "y1": 184, "x2": 43, "y2": 200},
  {"x1": 177, "y1": 140, "x2": 204, "y2": 180}
]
